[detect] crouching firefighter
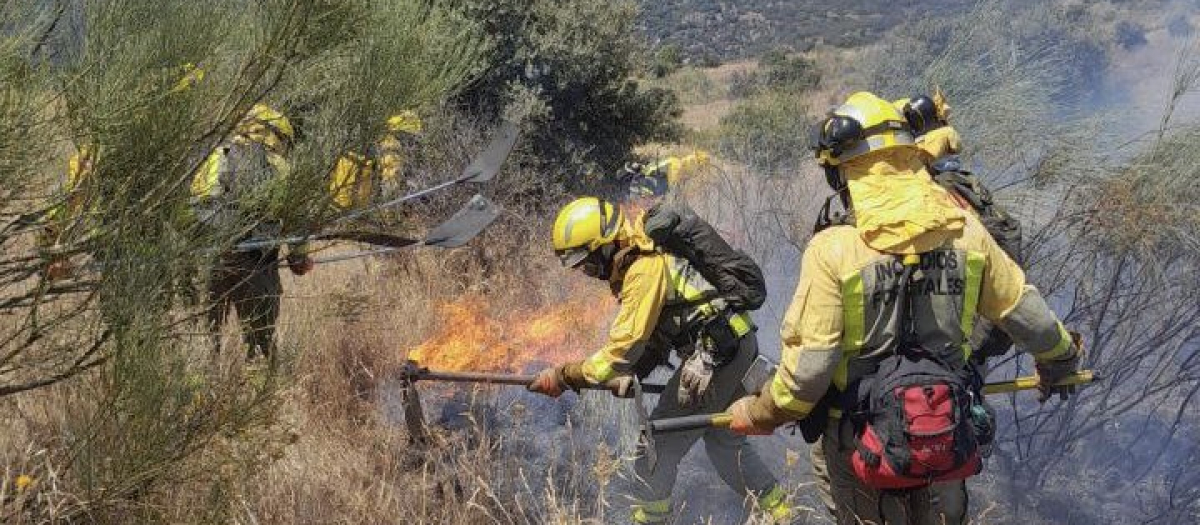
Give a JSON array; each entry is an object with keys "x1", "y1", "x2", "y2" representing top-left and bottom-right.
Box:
[
  {"x1": 527, "y1": 197, "x2": 792, "y2": 523},
  {"x1": 727, "y1": 92, "x2": 1084, "y2": 525}
]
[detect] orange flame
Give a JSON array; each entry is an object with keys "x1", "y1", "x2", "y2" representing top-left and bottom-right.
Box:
[{"x1": 408, "y1": 293, "x2": 614, "y2": 373}]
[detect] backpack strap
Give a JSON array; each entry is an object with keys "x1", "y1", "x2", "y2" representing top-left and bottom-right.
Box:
[
  {"x1": 896, "y1": 254, "x2": 922, "y2": 349},
  {"x1": 930, "y1": 160, "x2": 1025, "y2": 264},
  {"x1": 607, "y1": 245, "x2": 646, "y2": 297},
  {"x1": 933, "y1": 170, "x2": 993, "y2": 212},
  {"x1": 813, "y1": 192, "x2": 855, "y2": 233}
]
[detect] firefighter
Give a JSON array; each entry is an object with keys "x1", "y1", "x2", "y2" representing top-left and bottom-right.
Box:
[
  {"x1": 727, "y1": 92, "x2": 1083, "y2": 524},
  {"x1": 527, "y1": 197, "x2": 792, "y2": 523},
  {"x1": 329, "y1": 110, "x2": 423, "y2": 210},
  {"x1": 191, "y1": 104, "x2": 312, "y2": 360}
]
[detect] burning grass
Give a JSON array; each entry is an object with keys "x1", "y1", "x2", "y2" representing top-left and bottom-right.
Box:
[{"x1": 406, "y1": 286, "x2": 614, "y2": 374}]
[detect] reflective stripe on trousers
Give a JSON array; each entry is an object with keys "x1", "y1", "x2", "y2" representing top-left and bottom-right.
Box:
[
  {"x1": 758, "y1": 485, "x2": 794, "y2": 523},
  {"x1": 631, "y1": 498, "x2": 671, "y2": 523}
]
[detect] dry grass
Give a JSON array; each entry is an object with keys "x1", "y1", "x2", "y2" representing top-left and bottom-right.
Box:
[
  {"x1": 226, "y1": 232, "x2": 625, "y2": 523},
  {"x1": 654, "y1": 61, "x2": 758, "y2": 132}
]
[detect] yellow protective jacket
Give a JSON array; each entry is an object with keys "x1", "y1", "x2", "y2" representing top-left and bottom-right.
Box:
[
  {"x1": 191, "y1": 106, "x2": 292, "y2": 202},
  {"x1": 330, "y1": 152, "x2": 374, "y2": 209},
  {"x1": 644, "y1": 150, "x2": 711, "y2": 187},
  {"x1": 917, "y1": 125, "x2": 962, "y2": 161},
  {"x1": 329, "y1": 133, "x2": 406, "y2": 210},
  {"x1": 577, "y1": 216, "x2": 754, "y2": 383},
  {"x1": 760, "y1": 149, "x2": 1073, "y2": 417}
]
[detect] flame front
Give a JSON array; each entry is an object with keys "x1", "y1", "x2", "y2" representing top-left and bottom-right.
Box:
[{"x1": 408, "y1": 293, "x2": 614, "y2": 373}]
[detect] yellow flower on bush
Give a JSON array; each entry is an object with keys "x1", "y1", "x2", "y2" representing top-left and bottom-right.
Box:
[{"x1": 15, "y1": 474, "x2": 33, "y2": 491}]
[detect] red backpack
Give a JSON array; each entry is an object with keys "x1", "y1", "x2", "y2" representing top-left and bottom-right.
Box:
[{"x1": 843, "y1": 256, "x2": 989, "y2": 490}]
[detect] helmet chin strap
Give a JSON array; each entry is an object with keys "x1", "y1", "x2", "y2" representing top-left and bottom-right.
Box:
[
  {"x1": 821, "y1": 165, "x2": 853, "y2": 213},
  {"x1": 823, "y1": 165, "x2": 845, "y2": 192}
]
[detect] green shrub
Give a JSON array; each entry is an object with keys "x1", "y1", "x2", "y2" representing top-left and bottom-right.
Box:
[
  {"x1": 717, "y1": 90, "x2": 810, "y2": 173},
  {"x1": 450, "y1": 0, "x2": 682, "y2": 182},
  {"x1": 651, "y1": 43, "x2": 684, "y2": 78}
]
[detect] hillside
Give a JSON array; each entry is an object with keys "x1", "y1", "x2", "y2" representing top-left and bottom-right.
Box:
[{"x1": 636, "y1": 0, "x2": 971, "y2": 60}]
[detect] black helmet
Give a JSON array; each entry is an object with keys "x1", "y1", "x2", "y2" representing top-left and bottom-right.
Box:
[
  {"x1": 814, "y1": 115, "x2": 865, "y2": 160},
  {"x1": 902, "y1": 95, "x2": 943, "y2": 136}
]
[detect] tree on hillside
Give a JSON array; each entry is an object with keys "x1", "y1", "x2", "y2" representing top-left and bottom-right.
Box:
[{"x1": 450, "y1": 0, "x2": 682, "y2": 184}]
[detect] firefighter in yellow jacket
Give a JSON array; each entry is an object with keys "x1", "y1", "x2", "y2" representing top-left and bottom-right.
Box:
[
  {"x1": 329, "y1": 110, "x2": 422, "y2": 210},
  {"x1": 191, "y1": 104, "x2": 312, "y2": 360},
  {"x1": 726, "y1": 92, "x2": 1083, "y2": 524},
  {"x1": 526, "y1": 197, "x2": 791, "y2": 524},
  {"x1": 905, "y1": 88, "x2": 961, "y2": 162}
]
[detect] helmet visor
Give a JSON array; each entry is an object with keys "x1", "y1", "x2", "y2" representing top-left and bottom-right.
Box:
[{"x1": 556, "y1": 247, "x2": 590, "y2": 268}]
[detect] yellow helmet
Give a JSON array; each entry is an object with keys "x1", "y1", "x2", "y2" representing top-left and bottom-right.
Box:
[
  {"x1": 551, "y1": 197, "x2": 624, "y2": 267},
  {"x1": 813, "y1": 91, "x2": 915, "y2": 168},
  {"x1": 386, "y1": 110, "x2": 423, "y2": 135}
]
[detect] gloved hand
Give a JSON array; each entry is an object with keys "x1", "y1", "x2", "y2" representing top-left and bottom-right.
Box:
[
  {"x1": 528, "y1": 363, "x2": 592, "y2": 398},
  {"x1": 287, "y1": 254, "x2": 314, "y2": 276},
  {"x1": 677, "y1": 347, "x2": 715, "y2": 406},
  {"x1": 728, "y1": 396, "x2": 777, "y2": 436},
  {"x1": 604, "y1": 375, "x2": 635, "y2": 398},
  {"x1": 1036, "y1": 331, "x2": 1084, "y2": 403},
  {"x1": 527, "y1": 366, "x2": 568, "y2": 398}
]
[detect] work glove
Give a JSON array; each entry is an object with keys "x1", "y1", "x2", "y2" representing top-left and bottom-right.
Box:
[
  {"x1": 527, "y1": 363, "x2": 588, "y2": 398},
  {"x1": 604, "y1": 375, "x2": 636, "y2": 398},
  {"x1": 1035, "y1": 331, "x2": 1085, "y2": 403},
  {"x1": 677, "y1": 346, "x2": 716, "y2": 406},
  {"x1": 527, "y1": 366, "x2": 569, "y2": 398},
  {"x1": 287, "y1": 254, "x2": 314, "y2": 276},
  {"x1": 728, "y1": 395, "x2": 778, "y2": 436}
]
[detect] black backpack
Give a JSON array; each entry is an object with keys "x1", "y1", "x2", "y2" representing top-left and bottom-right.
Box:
[
  {"x1": 641, "y1": 201, "x2": 767, "y2": 312},
  {"x1": 843, "y1": 257, "x2": 991, "y2": 490},
  {"x1": 929, "y1": 156, "x2": 1022, "y2": 363},
  {"x1": 929, "y1": 156, "x2": 1023, "y2": 263}
]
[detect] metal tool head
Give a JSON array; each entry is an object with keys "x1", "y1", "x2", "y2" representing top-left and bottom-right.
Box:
[
  {"x1": 423, "y1": 194, "x2": 501, "y2": 248},
  {"x1": 631, "y1": 378, "x2": 659, "y2": 471},
  {"x1": 399, "y1": 359, "x2": 428, "y2": 382},
  {"x1": 398, "y1": 360, "x2": 429, "y2": 444},
  {"x1": 460, "y1": 121, "x2": 520, "y2": 184}
]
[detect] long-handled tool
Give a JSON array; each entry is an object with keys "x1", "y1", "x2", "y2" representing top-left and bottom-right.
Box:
[
  {"x1": 980, "y1": 369, "x2": 1095, "y2": 395},
  {"x1": 395, "y1": 360, "x2": 666, "y2": 448},
  {"x1": 646, "y1": 371, "x2": 1099, "y2": 435},
  {"x1": 288, "y1": 194, "x2": 501, "y2": 266},
  {"x1": 333, "y1": 121, "x2": 520, "y2": 225},
  {"x1": 238, "y1": 121, "x2": 520, "y2": 253},
  {"x1": 397, "y1": 360, "x2": 666, "y2": 394}
]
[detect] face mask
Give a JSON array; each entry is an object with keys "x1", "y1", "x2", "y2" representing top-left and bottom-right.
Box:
[{"x1": 576, "y1": 244, "x2": 617, "y2": 281}]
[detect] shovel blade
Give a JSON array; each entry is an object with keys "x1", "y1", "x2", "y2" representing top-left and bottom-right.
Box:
[
  {"x1": 423, "y1": 194, "x2": 500, "y2": 248},
  {"x1": 460, "y1": 121, "x2": 520, "y2": 184}
]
